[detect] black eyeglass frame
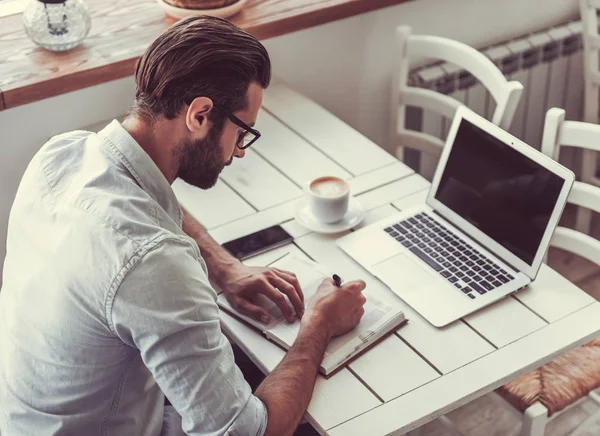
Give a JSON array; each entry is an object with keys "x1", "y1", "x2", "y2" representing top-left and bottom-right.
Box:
[{"x1": 217, "y1": 105, "x2": 261, "y2": 150}]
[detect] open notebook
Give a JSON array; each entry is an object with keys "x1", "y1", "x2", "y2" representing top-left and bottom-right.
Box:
[{"x1": 217, "y1": 253, "x2": 407, "y2": 377}]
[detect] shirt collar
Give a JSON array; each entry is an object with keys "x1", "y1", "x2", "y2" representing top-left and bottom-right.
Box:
[{"x1": 98, "y1": 120, "x2": 183, "y2": 226}]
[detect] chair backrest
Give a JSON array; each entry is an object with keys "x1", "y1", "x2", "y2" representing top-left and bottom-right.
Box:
[
  {"x1": 541, "y1": 107, "x2": 600, "y2": 160},
  {"x1": 580, "y1": 0, "x2": 600, "y2": 124},
  {"x1": 540, "y1": 107, "x2": 600, "y2": 265},
  {"x1": 391, "y1": 26, "x2": 523, "y2": 159},
  {"x1": 551, "y1": 187, "x2": 600, "y2": 266}
]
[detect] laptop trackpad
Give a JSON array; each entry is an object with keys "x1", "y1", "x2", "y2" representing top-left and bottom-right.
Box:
[{"x1": 372, "y1": 253, "x2": 435, "y2": 294}]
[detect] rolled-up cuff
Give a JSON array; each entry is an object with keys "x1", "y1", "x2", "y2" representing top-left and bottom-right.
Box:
[{"x1": 225, "y1": 394, "x2": 268, "y2": 436}]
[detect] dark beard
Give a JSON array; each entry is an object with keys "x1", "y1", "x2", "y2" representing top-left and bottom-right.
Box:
[{"x1": 175, "y1": 124, "x2": 226, "y2": 190}]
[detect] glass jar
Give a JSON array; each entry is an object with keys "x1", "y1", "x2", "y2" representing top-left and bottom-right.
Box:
[{"x1": 22, "y1": 0, "x2": 91, "y2": 52}]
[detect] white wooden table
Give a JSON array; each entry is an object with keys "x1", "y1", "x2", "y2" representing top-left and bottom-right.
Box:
[{"x1": 174, "y1": 81, "x2": 600, "y2": 436}]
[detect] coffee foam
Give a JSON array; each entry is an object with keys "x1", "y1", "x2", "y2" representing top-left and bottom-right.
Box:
[{"x1": 310, "y1": 177, "x2": 348, "y2": 198}]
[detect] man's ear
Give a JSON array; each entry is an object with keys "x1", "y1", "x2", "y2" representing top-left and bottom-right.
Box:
[{"x1": 185, "y1": 97, "x2": 214, "y2": 137}]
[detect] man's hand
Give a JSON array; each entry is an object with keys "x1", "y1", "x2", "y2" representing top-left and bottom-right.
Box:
[
  {"x1": 180, "y1": 207, "x2": 304, "y2": 324},
  {"x1": 303, "y1": 278, "x2": 367, "y2": 339},
  {"x1": 219, "y1": 262, "x2": 304, "y2": 324}
]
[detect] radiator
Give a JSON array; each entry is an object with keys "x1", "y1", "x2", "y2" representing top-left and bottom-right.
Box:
[{"x1": 405, "y1": 19, "x2": 586, "y2": 174}]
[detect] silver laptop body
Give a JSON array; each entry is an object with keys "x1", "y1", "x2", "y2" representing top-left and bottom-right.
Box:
[{"x1": 337, "y1": 107, "x2": 574, "y2": 327}]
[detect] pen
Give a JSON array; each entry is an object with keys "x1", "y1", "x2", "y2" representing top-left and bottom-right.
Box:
[{"x1": 332, "y1": 274, "x2": 342, "y2": 287}]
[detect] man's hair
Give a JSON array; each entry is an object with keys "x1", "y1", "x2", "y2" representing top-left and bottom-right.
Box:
[{"x1": 132, "y1": 16, "x2": 271, "y2": 123}]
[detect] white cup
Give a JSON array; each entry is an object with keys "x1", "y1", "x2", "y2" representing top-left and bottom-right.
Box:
[{"x1": 306, "y1": 176, "x2": 350, "y2": 223}]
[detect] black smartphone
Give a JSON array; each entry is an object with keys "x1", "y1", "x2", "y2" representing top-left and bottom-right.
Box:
[{"x1": 221, "y1": 225, "x2": 294, "y2": 260}]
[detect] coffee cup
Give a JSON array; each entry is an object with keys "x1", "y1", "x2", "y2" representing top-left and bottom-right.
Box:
[{"x1": 306, "y1": 176, "x2": 350, "y2": 223}]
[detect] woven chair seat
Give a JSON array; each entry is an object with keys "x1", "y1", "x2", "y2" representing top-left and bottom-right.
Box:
[{"x1": 497, "y1": 337, "x2": 600, "y2": 416}]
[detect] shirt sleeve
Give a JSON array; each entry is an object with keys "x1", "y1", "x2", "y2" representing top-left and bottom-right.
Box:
[{"x1": 110, "y1": 236, "x2": 267, "y2": 436}]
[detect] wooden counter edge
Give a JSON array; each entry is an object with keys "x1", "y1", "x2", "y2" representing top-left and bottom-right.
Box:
[{"x1": 0, "y1": 0, "x2": 409, "y2": 111}]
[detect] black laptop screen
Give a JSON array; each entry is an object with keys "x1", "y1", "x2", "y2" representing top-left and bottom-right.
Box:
[{"x1": 434, "y1": 118, "x2": 565, "y2": 265}]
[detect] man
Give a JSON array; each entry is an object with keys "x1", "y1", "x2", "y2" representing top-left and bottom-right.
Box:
[{"x1": 0, "y1": 15, "x2": 367, "y2": 436}]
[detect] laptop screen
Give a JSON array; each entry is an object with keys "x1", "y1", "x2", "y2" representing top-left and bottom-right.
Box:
[{"x1": 434, "y1": 118, "x2": 565, "y2": 265}]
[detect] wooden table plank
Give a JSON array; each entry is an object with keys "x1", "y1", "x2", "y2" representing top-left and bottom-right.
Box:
[
  {"x1": 395, "y1": 307, "x2": 496, "y2": 375},
  {"x1": 391, "y1": 188, "x2": 429, "y2": 211},
  {"x1": 329, "y1": 302, "x2": 600, "y2": 435},
  {"x1": 356, "y1": 174, "x2": 429, "y2": 211},
  {"x1": 220, "y1": 148, "x2": 302, "y2": 210},
  {"x1": 172, "y1": 178, "x2": 254, "y2": 229},
  {"x1": 463, "y1": 297, "x2": 547, "y2": 348},
  {"x1": 263, "y1": 83, "x2": 397, "y2": 175},
  {"x1": 354, "y1": 204, "x2": 399, "y2": 229},
  {"x1": 209, "y1": 198, "x2": 297, "y2": 244},
  {"x1": 348, "y1": 334, "x2": 440, "y2": 402},
  {"x1": 254, "y1": 110, "x2": 351, "y2": 186},
  {"x1": 515, "y1": 265, "x2": 597, "y2": 323},
  {"x1": 280, "y1": 215, "x2": 313, "y2": 240},
  {"x1": 0, "y1": 0, "x2": 410, "y2": 110},
  {"x1": 307, "y1": 369, "x2": 382, "y2": 433},
  {"x1": 348, "y1": 162, "x2": 413, "y2": 196}
]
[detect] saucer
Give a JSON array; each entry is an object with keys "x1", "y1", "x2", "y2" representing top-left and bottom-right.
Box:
[
  {"x1": 157, "y1": 0, "x2": 248, "y2": 20},
  {"x1": 294, "y1": 197, "x2": 365, "y2": 234}
]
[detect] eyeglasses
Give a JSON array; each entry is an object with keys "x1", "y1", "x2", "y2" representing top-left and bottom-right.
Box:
[{"x1": 219, "y1": 106, "x2": 261, "y2": 150}]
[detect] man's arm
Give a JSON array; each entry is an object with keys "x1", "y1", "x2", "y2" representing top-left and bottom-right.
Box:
[
  {"x1": 181, "y1": 207, "x2": 239, "y2": 285},
  {"x1": 256, "y1": 279, "x2": 366, "y2": 436},
  {"x1": 254, "y1": 314, "x2": 329, "y2": 436}
]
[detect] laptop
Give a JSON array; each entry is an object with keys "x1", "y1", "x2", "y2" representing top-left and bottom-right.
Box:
[{"x1": 337, "y1": 106, "x2": 574, "y2": 327}]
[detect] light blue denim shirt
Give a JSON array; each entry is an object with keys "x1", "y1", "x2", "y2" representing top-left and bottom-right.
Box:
[{"x1": 0, "y1": 120, "x2": 267, "y2": 436}]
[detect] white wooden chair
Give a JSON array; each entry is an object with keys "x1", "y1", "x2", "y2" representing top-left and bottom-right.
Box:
[
  {"x1": 391, "y1": 26, "x2": 523, "y2": 178},
  {"x1": 578, "y1": 0, "x2": 600, "y2": 233},
  {"x1": 541, "y1": 106, "x2": 600, "y2": 240},
  {"x1": 494, "y1": 107, "x2": 600, "y2": 436}
]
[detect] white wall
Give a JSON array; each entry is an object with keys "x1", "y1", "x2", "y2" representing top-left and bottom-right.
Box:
[
  {"x1": 0, "y1": 0, "x2": 580, "y2": 284},
  {"x1": 264, "y1": 0, "x2": 580, "y2": 149}
]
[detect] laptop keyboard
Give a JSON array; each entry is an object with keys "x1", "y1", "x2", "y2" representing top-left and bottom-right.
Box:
[{"x1": 384, "y1": 212, "x2": 515, "y2": 300}]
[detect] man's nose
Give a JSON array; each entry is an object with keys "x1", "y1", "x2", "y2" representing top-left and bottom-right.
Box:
[{"x1": 234, "y1": 147, "x2": 246, "y2": 158}]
